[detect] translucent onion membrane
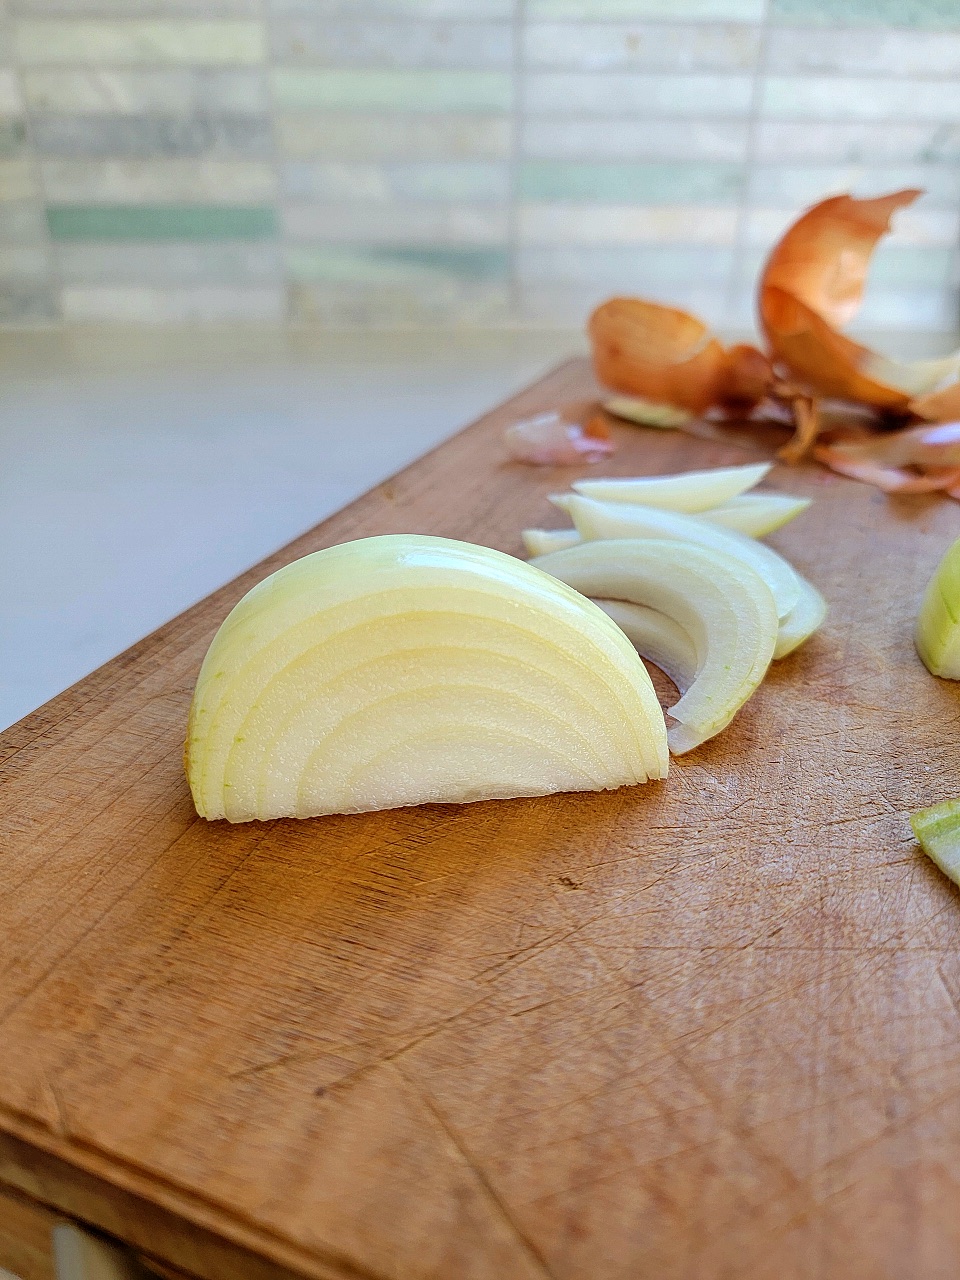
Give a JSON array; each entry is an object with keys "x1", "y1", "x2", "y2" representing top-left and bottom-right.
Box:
[
  {"x1": 593, "y1": 599, "x2": 699, "y2": 696},
  {"x1": 504, "y1": 410, "x2": 615, "y2": 466},
  {"x1": 815, "y1": 421, "x2": 960, "y2": 497},
  {"x1": 774, "y1": 578, "x2": 828, "y2": 659},
  {"x1": 589, "y1": 298, "x2": 773, "y2": 414},
  {"x1": 531, "y1": 539, "x2": 778, "y2": 754},
  {"x1": 915, "y1": 533, "x2": 960, "y2": 678},
  {"x1": 552, "y1": 493, "x2": 802, "y2": 619},
  {"x1": 185, "y1": 535, "x2": 668, "y2": 822},
  {"x1": 760, "y1": 190, "x2": 960, "y2": 418},
  {"x1": 911, "y1": 798, "x2": 960, "y2": 888}
]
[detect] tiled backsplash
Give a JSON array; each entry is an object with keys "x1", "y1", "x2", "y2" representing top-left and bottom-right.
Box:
[{"x1": 2, "y1": 0, "x2": 959, "y2": 329}]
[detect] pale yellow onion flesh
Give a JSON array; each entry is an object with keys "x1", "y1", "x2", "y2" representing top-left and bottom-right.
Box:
[
  {"x1": 773, "y1": 576, "x2": 828, "y2": 658},
  {"x1": 531, "y1": 538, "x2": 778, "y2": 754},
  {"x1": 554, "y1": 493, "x2": 801, "y2": 619},
  {"x1": 593, "y1": 599, "x2": 699, "y2": 695},
  {"x1": 186, "y1": 535, "x2": 668, "y2": 821},
  {"x1": 911, "y1": 799, "x2": 960, "y2": 887},
  {"x1": 573, "y1": 462, "x2": 771, "y2": 511},
  {"x1": 916, "y1": 533, "x2": 960, "y2": 678},
  {"x1": 521, "y1": 527, "x2": 581, "y2": 557},
  {"x1": 702, "y1": 492, "x2": 812, "y2": 537},
  {"x1": 603, "y1": 396, "x2": 693, "y2": 429}
]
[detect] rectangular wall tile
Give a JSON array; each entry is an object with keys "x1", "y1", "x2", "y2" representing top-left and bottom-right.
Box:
[
  {"x1": 525, "y1": 72, "x2": 753, "y2": 116},
  {"x1": 746, "y1": 206, "x2": 960, "y2": 248},
  {"x1": 0, "y1": 203, "x2": 47, "y2": 242},
  {"x1": 56, "y1": 242, "x2": 280, "y2": 284},
  {"x1": 519, "y1": 204, "x2": 739, "y2": 245},
  {"x1": 517, "y1": 244, "x2": 736, "y2": 286},
  {"x1": 756, "y1": 122, "x2": 960, "y2": 164},
  {"x1": 762, "y1": 77, "x2": 960, "y2": 123},
  {"x1": 0, "y1": 69, "x2": 21, "y2": 114},
  {"x1": 41, "y1": 159, "x2": 276, "y2": 203},
  {"x1": 0, "y1": 159, "x2": 37, "y2": 201},
  {"x1": 14, "y1": 0, "x2": 259, "y2": 12},
  {"x1": 270, "y1": 19, "x2": 512, "y2": 69},
  {"x1": 748, "y1": 167, "x2": 960, "y2": 210},
  {"x1": 527, "y1": 0, "x2": 764, "y2": 19},
  {"x1": 30, "y1": 113, "x2": 272, "y2": 156},
  {"x1": 23, "y1": 69, "x2": 266, "y2": 114},
  {"x1": 272, "y1": 69, "x2": 511, "y2": 112},
  {"x1": 285, "y1": 245, "x2": 509, "y2": 283},
  {"x1": 14, "y1": 20, "x2": 266, "y2": 65},
  {"x1": 61, "y1": 285, "x2": 285, "y2": 322},
  {"x1": 0, "y1": 118, "x2": 27, "y2": 157},
  {"x1": 524, "y1": 22, "x2": 760, "y2": 72},
  {"x1": 282, "y1": 161, "x2": 508, "y2": 202},
  {"x1": 519, "y1": 160, "x2": 743, "y2": 202},
  {"x1": 855, "y1": 289, "x2": 959, "y2": 330},
  {"x1": 276, "y1": 113, "x2": 511, "y2": 160},
  {"x1": 288, "y1": 280, "x2": 510, "y2": 327},
  {"x1": 47, "y1": 205, "x2": 277, "y2": 241},
  {"x1": 284, "y1": 202, "x2": 507, "y2": 244},
  {"x1": 0, "y1": 245, "x2": 49, "y2": 276},
  {"x1": 523, "y1": 118, "x2": 748, "y2": 161},
  {"x1": 269, "y1": 0, "x2": 512, "y2": 15},
  {"x1": 769, "y1": 0, "x2": 960, "y2": 28},
  {"x1": 0, "y1": 281, "x2": 57, "y2": 323},
  {"x1": 767, "y1": 27, "x2": 960, "y2": 77}
]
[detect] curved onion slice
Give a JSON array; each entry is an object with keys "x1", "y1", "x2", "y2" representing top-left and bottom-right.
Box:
[
  {"x1": 531, "y1": 539, "x2": 778, "y2": 754},
  {"x1": 589, "y1": 298, "x2": 773, "y2": 414},
  {"x1": 573, "y1": 462, "x2": 770, "y2": 511},
  {"x1": 773, "y1": 577, "x2": 828, "y2": 659},
  {"x1": 911, "y1": 798, "x2": 960, "y2": 887},
  {"x1": 705, "y1": 493, "x2": 812, "y2": 537},
  {"x1": 522, "y1": 528, "x2": 581, "y2": 557},
  {"x1": 760, "y1": 190, "x2": 960, "y2": 416},
  {"x1": 186, "y1": 535, "x2": 668, "y2": 821},
  {"x1": 552, "y1": 493, "x2": 801, "y2": 619},
  {"x1": 593, "y1": 599, "x2": 699, "y2": 696},
  {"x1": 915, "y1": 533, "x2": 960, "y2": 678}
]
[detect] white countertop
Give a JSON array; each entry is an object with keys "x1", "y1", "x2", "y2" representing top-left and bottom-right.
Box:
[{"x1": 1, "y1": 327, "x2": 581, "y2": 731}]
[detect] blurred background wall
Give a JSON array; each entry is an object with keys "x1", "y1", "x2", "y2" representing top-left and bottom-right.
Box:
[{"x1": 1, "y1": 0, "x2": 959, "y2": 333}]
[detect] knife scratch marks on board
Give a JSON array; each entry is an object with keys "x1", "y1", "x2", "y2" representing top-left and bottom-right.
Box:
[{"x1": 393, "y1": 1063, "x2": 558, "y2": 1280}]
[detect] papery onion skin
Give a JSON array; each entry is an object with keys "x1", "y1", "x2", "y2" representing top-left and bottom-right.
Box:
[
  {"x1": 589, "y1": 297, "x2": 770, "y2": 415},
  {"x1": 186, "y1": 534, "x2": 668, "y2": 821}
]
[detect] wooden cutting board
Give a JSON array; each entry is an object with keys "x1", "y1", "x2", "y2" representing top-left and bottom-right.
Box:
[{"x1": 3, "y1": 358, "x2": 960, "y2": 1280}]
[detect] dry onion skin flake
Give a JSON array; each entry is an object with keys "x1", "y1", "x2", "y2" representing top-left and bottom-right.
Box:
[{"x1": 185, "y1": 534, "x2": 668, "y2": 821}]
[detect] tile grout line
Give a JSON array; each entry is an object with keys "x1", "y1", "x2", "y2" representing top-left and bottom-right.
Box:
[
  {"x1": 507, "y1": 0, "x2": 525, "y2": 325},
  {"x1": 9, "y1": 12, "x2": 62, "y2": 327},
  {"x1": 725, "y1": 0, "x2": 771, "y2": 334},
  {"x1": 252, "y1": 0, "x2": 287, "y2": 323}
]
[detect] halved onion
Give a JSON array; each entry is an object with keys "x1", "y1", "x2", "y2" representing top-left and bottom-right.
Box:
[
  {"x1": 186, "y1": 535, "x2": 668, "y2": 821},
  {"x1": 593, "y1": 599, "x2": 699, "y2": 696},
  {"x1": 916, "y1": 533, "x2": 960, "y2": 678},
  {"x1": 531, "y1": 539, "x2": 778, "y2": 754},
  {"x1": 911, "y1": 799, "x2": 960, "y2": 886},
  {"x1": 573, "y1": 462, "x2": 771, "y2": 511},
  {"x1": 773, "y1": 576, "x2": 828, "y2": 659},
  {"x1": 552, "y1": 493, "x2": 802, "y2": 619}
]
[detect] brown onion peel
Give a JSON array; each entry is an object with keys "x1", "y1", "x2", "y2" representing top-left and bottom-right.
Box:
[{"x1": 589, "y1": 297, "x2": 772, "y2": 416}]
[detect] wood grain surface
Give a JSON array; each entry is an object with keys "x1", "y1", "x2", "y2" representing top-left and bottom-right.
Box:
[{"x1": 3, "y1": 358, "x2": 960, "y2": 1280}]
